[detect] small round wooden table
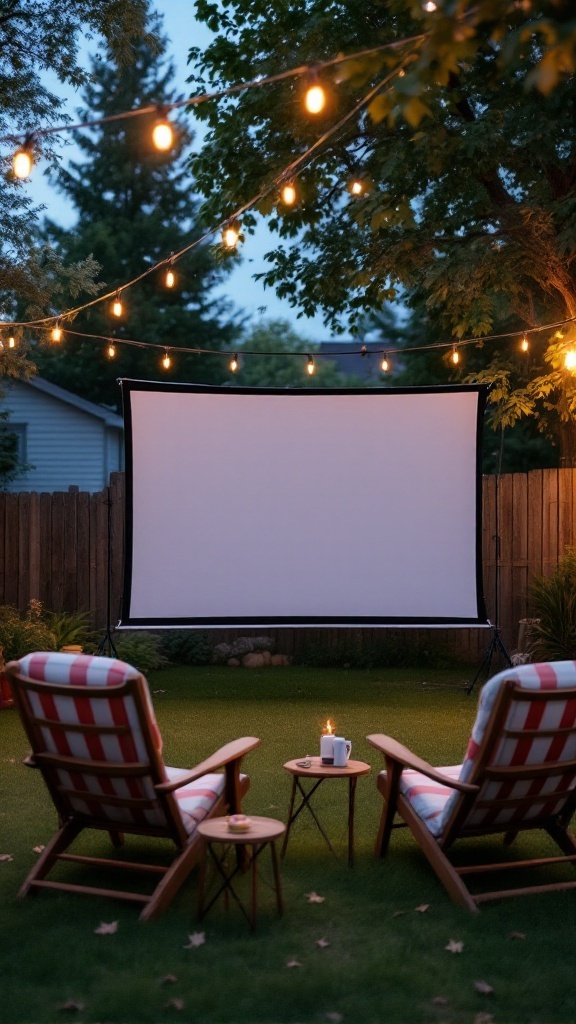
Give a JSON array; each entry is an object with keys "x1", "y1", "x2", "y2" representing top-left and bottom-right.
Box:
[
  {"x1": 196, "y1": 815, "x2": 286, "y2": 930},
  {"x1": 282, "y1": 757, "x2": 371, "y2": 867}
]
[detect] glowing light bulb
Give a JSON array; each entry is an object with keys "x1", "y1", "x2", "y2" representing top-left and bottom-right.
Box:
[
  {"x1": 304, "y1": 82, "x2": 326, "y2": 114},
  {"x1": 380, "y1": 355, "x2": 389, "y2": 373},
  {"x1": 13, "y1": 142, "x2": 33, "y2": 179},
  {"x1": 112, "y1": 292, "x2": 123, "y2": 317},
  {"x1": 162, "y1": 351, "x2": 171, "y2": 370},
  {"x1": 451, "y1": 346, "x2": 460, "y2": 365},
  {"x1": 423, "y1": 1, "x2": 437, "y2": 11},
  {"x1": 165, "y1": 267, "x2": 175, "y2": 288},
  {"x1": 229, "y1": 353, "x2": 239, "y2": 373},
  {"x1": 307, "y1": 354, "x2": 315, "y2": 376},
  {"x1": 348, "y1": 178, "x2": 364, "y2": 197},
  {"x1": 107, "y1": 343, "x2": 116, "y2": 359},
  {"x1": 520, "y1": 334, "x2": 529, "y2": 353},
  {"x1": 51, "y1": 322, "x2": 62, "y2": 343},
  {"x1": 565, "y1": 349, "x2": 576, "y2": 371},
  {"x1": 152, "y1": 115, "x2": 174, "y2": 152},
  {"x1": 222, "y1": 223, "x2": 240, "y2": 249},
  {"x1": 8, "y1": 336, "x2": 15, "y2": 349},
  {"x1": 281, "y1": 182, "x2": 297, "y2": 206}
]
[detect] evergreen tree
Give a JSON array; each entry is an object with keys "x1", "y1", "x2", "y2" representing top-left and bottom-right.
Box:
[{"x1": 36, "y1": 15, "x2": 239, "y2": 409}]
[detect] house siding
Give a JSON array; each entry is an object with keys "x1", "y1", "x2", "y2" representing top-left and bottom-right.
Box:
[{"x1": 2, "y1": 380, "x2": 123, "y2": 493}]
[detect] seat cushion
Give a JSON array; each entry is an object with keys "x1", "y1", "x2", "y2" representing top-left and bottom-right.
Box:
[
  {"x1": 165, "y1": 767, "x2": 228, "y2": 836},
  {"x1": 384, "y1": 765, "x2": 463, "y2": 838}
]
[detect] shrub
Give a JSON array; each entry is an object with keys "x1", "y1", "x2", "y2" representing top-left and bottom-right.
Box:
[
  {"x1": 158, "y1": 630, "x2": 213, "y2": 666},
  {"x1": 111, "y1": 631, "x2": 168, "y2": 673},
  {"x1": 0, "y1": 604, "x2": 57, "y2": 661},
  {"x1": 528, "y1": 549, "x2": 576, "y2": 660},
  {"x1": 42, "y1": 610, "x2": 99, "y2": 653}
]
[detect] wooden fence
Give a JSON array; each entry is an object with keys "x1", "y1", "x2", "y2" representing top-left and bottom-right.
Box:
[{"x1": 1, "y1": 468, "x2": 576, "y2": 664}]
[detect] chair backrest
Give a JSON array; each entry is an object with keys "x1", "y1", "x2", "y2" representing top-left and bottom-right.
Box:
[
  {"x1": 8, "y1": 652, "x2": 186, "y2": 843},
  {"x1": 440, "y1": 661, "x2": 576, "y2": 841}
]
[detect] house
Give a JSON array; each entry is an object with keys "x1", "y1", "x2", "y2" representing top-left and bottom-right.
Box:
[{"x1": 0, "y1": 376, "x2": 123, "y2": 493}]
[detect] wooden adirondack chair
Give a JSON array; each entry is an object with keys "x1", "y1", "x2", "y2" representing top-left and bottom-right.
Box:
[
  {"x1": 6, "y1": 651, "x2": 259, "y2": 921},
  {"x1": 367, "y1": 661, "x2": 576, "y2": 911}
]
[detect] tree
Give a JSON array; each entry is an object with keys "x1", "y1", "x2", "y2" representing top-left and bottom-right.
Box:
[
  {"x1": 0, "y1": 1, "x2": 156, "y2": 387},
  {"x1": 35, "y1": 14, "x2": 240, "y2": 409},
  {"x1": 232, "y1": 318, "x2": 357, "y2": 387},
  {"x1": 188, "y1": 0, "x2": 576, "y2": 458}
]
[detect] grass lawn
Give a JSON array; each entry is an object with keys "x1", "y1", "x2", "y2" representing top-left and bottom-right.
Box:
[{"x1": 1, "y1": 664, "x2": 575, "y2": 1024}]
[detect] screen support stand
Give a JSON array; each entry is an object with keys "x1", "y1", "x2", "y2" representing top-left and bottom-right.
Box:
[
  {"x1": 97, "y1": 486, "x2": 118, "y2": 658},
  {"x1": 466, "y1": 621, "x2": 511, "y2": 695}
]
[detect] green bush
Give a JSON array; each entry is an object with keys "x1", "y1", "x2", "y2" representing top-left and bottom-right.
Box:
[
  {"x1": 42, "y1": 609, "x2": 99, "y2": 653},
  {"x1": 528, "y1": 548, "x2": 576, "y2": 660},
  {"x1": 0, "y1": 604, "x2": 57, "y2": 662},
  {"x1": 157, "y1": 629, "x2": 213, "y2": 665},
  {"x1": 111, "y1": 631, "x2": 169, "y2": 674}
]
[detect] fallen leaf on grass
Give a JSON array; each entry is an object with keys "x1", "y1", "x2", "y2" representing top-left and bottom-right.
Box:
[
  {"x1": 94, "y1": 921, "x2": 118, "y2": 935},
  {"x1": 165, "y1": 998, "x2": 185, "y2": 1011},
  {"x1": 305, "y1": 891, "x2": 325, "y2": 903},
  {"x1": 0, "y1": 854, "x2": 13, "y2": 862},
  {"x1": 474, "y1": 980, "x2": 494, "y2": 995},
  {"x1": 326, "y1": 1014, "x2": 344, "y2": 1023},
  {"x1": 160, "y1": 975, "x2": 178, "y2": 985},
  {"x1": 152, "y1": 689, "x2": 166, "y2": 695},
  {"x1": 392, "y1": 910, "x2": 406, "y2": 918},
  {"x1": 286, "y1": 959, "x2": 303, "y2": 968},
  {"x1": 445, "y1": 939, "x2": 464, "y2": 953},
  {"x1": 315, "y1": 938, "x2": 330, "y2": 949},
  {"x1": 474, "y1": 1014, "x2": 494, "y2": 1024},
  {"x1": 431, "y1": 996, "x2": 449, "y2": 1006},
  {"x1": 509, "y1": 930, "x2": 526, "y2": 940},
  {"x1": 32, "y1": 845, "x2": 45, "y2": 854},
  {"x1": 415, "y1": 903, "x2": 430, "y2": 913},
  {"x1": 57, "y1": 1001, "x2": 85, "y2": 1012},
  {"x1": 183, "y1": 932, "x2": 205, "y2": 949}
]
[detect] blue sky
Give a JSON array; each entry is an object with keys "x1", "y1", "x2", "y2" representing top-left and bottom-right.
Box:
[{"x1": 26, "y1": 0, "x2": 335, "y2": 342}]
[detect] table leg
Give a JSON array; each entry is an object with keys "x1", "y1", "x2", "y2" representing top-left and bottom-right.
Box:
[
  {"x1": 197, "y1": 837, "x2": 207, "y2": 920},
  {"x1": 348, "y1": 776, "x2": 357, "y2": 868},
  {"x1": 282, "y1": 777, "x2": 333, "y2": 857},
  {"x1": 281, "y1": 777, "x2": 298, "y2": 857},
  {"x1": 250, "y1": 843, "x2": 258, "y2": 931},
  {"x1": 270, "y1": 840, "x2": 283, "y2": 917}
]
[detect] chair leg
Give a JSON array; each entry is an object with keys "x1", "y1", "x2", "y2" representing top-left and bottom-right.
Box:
[
  {"x1": 398, "y1": 798, "x2": 479, "y2": 913},
  {"x1": 503, "y1": 830, "x2": 518, "y2": 846},
  {"x1": 19, "y1": 820, "x2": 82, "y2": 899},
  {"x1": 375, "y1": 762, "x2": 401, "y2": 858},
  {"x1": 546, "y1": 822, "x2": 576, "y2": 860},
  {"x1": 108, "y1": 831, "x2": 125, "y2": 849}
]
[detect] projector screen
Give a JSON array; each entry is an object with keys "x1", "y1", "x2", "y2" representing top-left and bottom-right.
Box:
[{"x1": 119, "y1": 381, "x2": 488, "y2": 629}]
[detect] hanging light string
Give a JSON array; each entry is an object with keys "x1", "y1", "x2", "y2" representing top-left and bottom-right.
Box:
[
  {"x1": 6, "y1": 59, "x2": 410, "y2": 332},
  {"x1": 0, "y1": 36, "x2": 428, "y2": 149},
  {"x1": 21, "y1": 313, "x2": 576, "y2": 368}
]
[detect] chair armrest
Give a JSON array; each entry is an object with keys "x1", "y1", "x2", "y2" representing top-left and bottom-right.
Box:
[
  {"x1": 366, "y1": 734, "x2": 478, "y2": 794},
  {"x1": 155, "y1": 736, "x2": 260, "y2": 794}
]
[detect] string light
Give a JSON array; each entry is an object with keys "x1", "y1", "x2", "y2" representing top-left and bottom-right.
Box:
[
  {"x1": 151, "y1": 109, "x2": 174, "y2": 152},
  {"x1": 451, "y1": 345, "x2": 460, "y2": 365},
  {"x1": 280, "y1": 181, "x2": 297, "y2": 206},
  {"x1": 229, "y1": 353, "x2": 239, "y2": 372},
  {"x1": 162, "y1": 350, "x2": 171, "y2": 370},
  {"x1": 222, "y1": 221, "x2": 240, "y2": 249},
  {"x1": 8, "y1": 335, "x2": 15, "y2": 348},
  {"x1": 112, "y1": 292, "x2": 123, "y2": 318},
  {"x1": 307, "y1": 354, "x2": 315, "y2": 375},
  {"x1": 520, "y1": 333, "x2": 529, "y2": 353},
  {"x1": 565, "y1": 349, "x2": 576, "y2": 371},
  {"x1": 347, "y1": 176, "x2": 366, "y2": 197},
  {"x1": 51, "y1": 321, "x2": 62, "y2": 343},
  {"x1": 165, "y1": 265, "x2": 176, "y2": 288},
  {"x1": 304, "y1": 75, "x2": 326, "y2": 114},
  {"x1": 12, "y1": 136, "x2": 34, "y2": 179},
  {"x1": 380, "y1": 354, "x2": 389, "y2": 372},
  {"x1": 107, "y1": 342, "x2": 116, "y2": 359},
  {"x1": 423, "y1": 1, "x2": 437, "y2": 11}
]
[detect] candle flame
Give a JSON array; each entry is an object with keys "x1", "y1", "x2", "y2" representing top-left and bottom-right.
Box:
[{"x1": 323, "y1": 719, "x2": 334, "y2": 735}]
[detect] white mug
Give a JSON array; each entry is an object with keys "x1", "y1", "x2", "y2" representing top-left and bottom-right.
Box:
[{"x1": 333, "y1": 737, "x2": 352, "y2": 767}]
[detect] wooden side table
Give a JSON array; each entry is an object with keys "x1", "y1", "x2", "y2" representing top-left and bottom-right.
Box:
[
  {"x1": 282, "y1": 757, "x2": 371, "y2": 867},
  {"x1": 197, "y1": 815, "x2": 286, "y2": 930}
]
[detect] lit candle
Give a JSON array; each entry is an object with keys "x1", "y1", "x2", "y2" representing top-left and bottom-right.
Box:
[{"x1": 320, "y1": 719, "x2": 335, "y2": 764}]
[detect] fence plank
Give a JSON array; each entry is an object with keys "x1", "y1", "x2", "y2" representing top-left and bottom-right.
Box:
[
  {"x1": 4, "y1": 494, "x2": 19, "y2": 606},
  {"x1": 17, "y1": 493, "x2": 31, "y2": 609}
]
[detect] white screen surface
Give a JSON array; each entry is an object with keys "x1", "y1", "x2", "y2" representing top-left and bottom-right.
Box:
[{"x1": 120, "y1": 383, "x2": 487, "y2": 627}]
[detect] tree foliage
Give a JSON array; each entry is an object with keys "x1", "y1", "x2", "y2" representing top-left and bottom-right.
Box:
[
  {"x1": 188, "y1": 0, "x2": 576, "y2": 456},
  {"x1": 34, "y1": 15, "x2": 239, "y2": 409},
  {"x1": 0, "y1": 0, "x2": 156, "y2": 386}
]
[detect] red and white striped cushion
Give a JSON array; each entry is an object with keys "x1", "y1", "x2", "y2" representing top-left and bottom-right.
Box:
[
  {"x1": 397, "y1": 661, "x2": 576, "y2": 837},
  {"x1": 165, "y1": 768, "x2": 226, "y2": 835}
]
